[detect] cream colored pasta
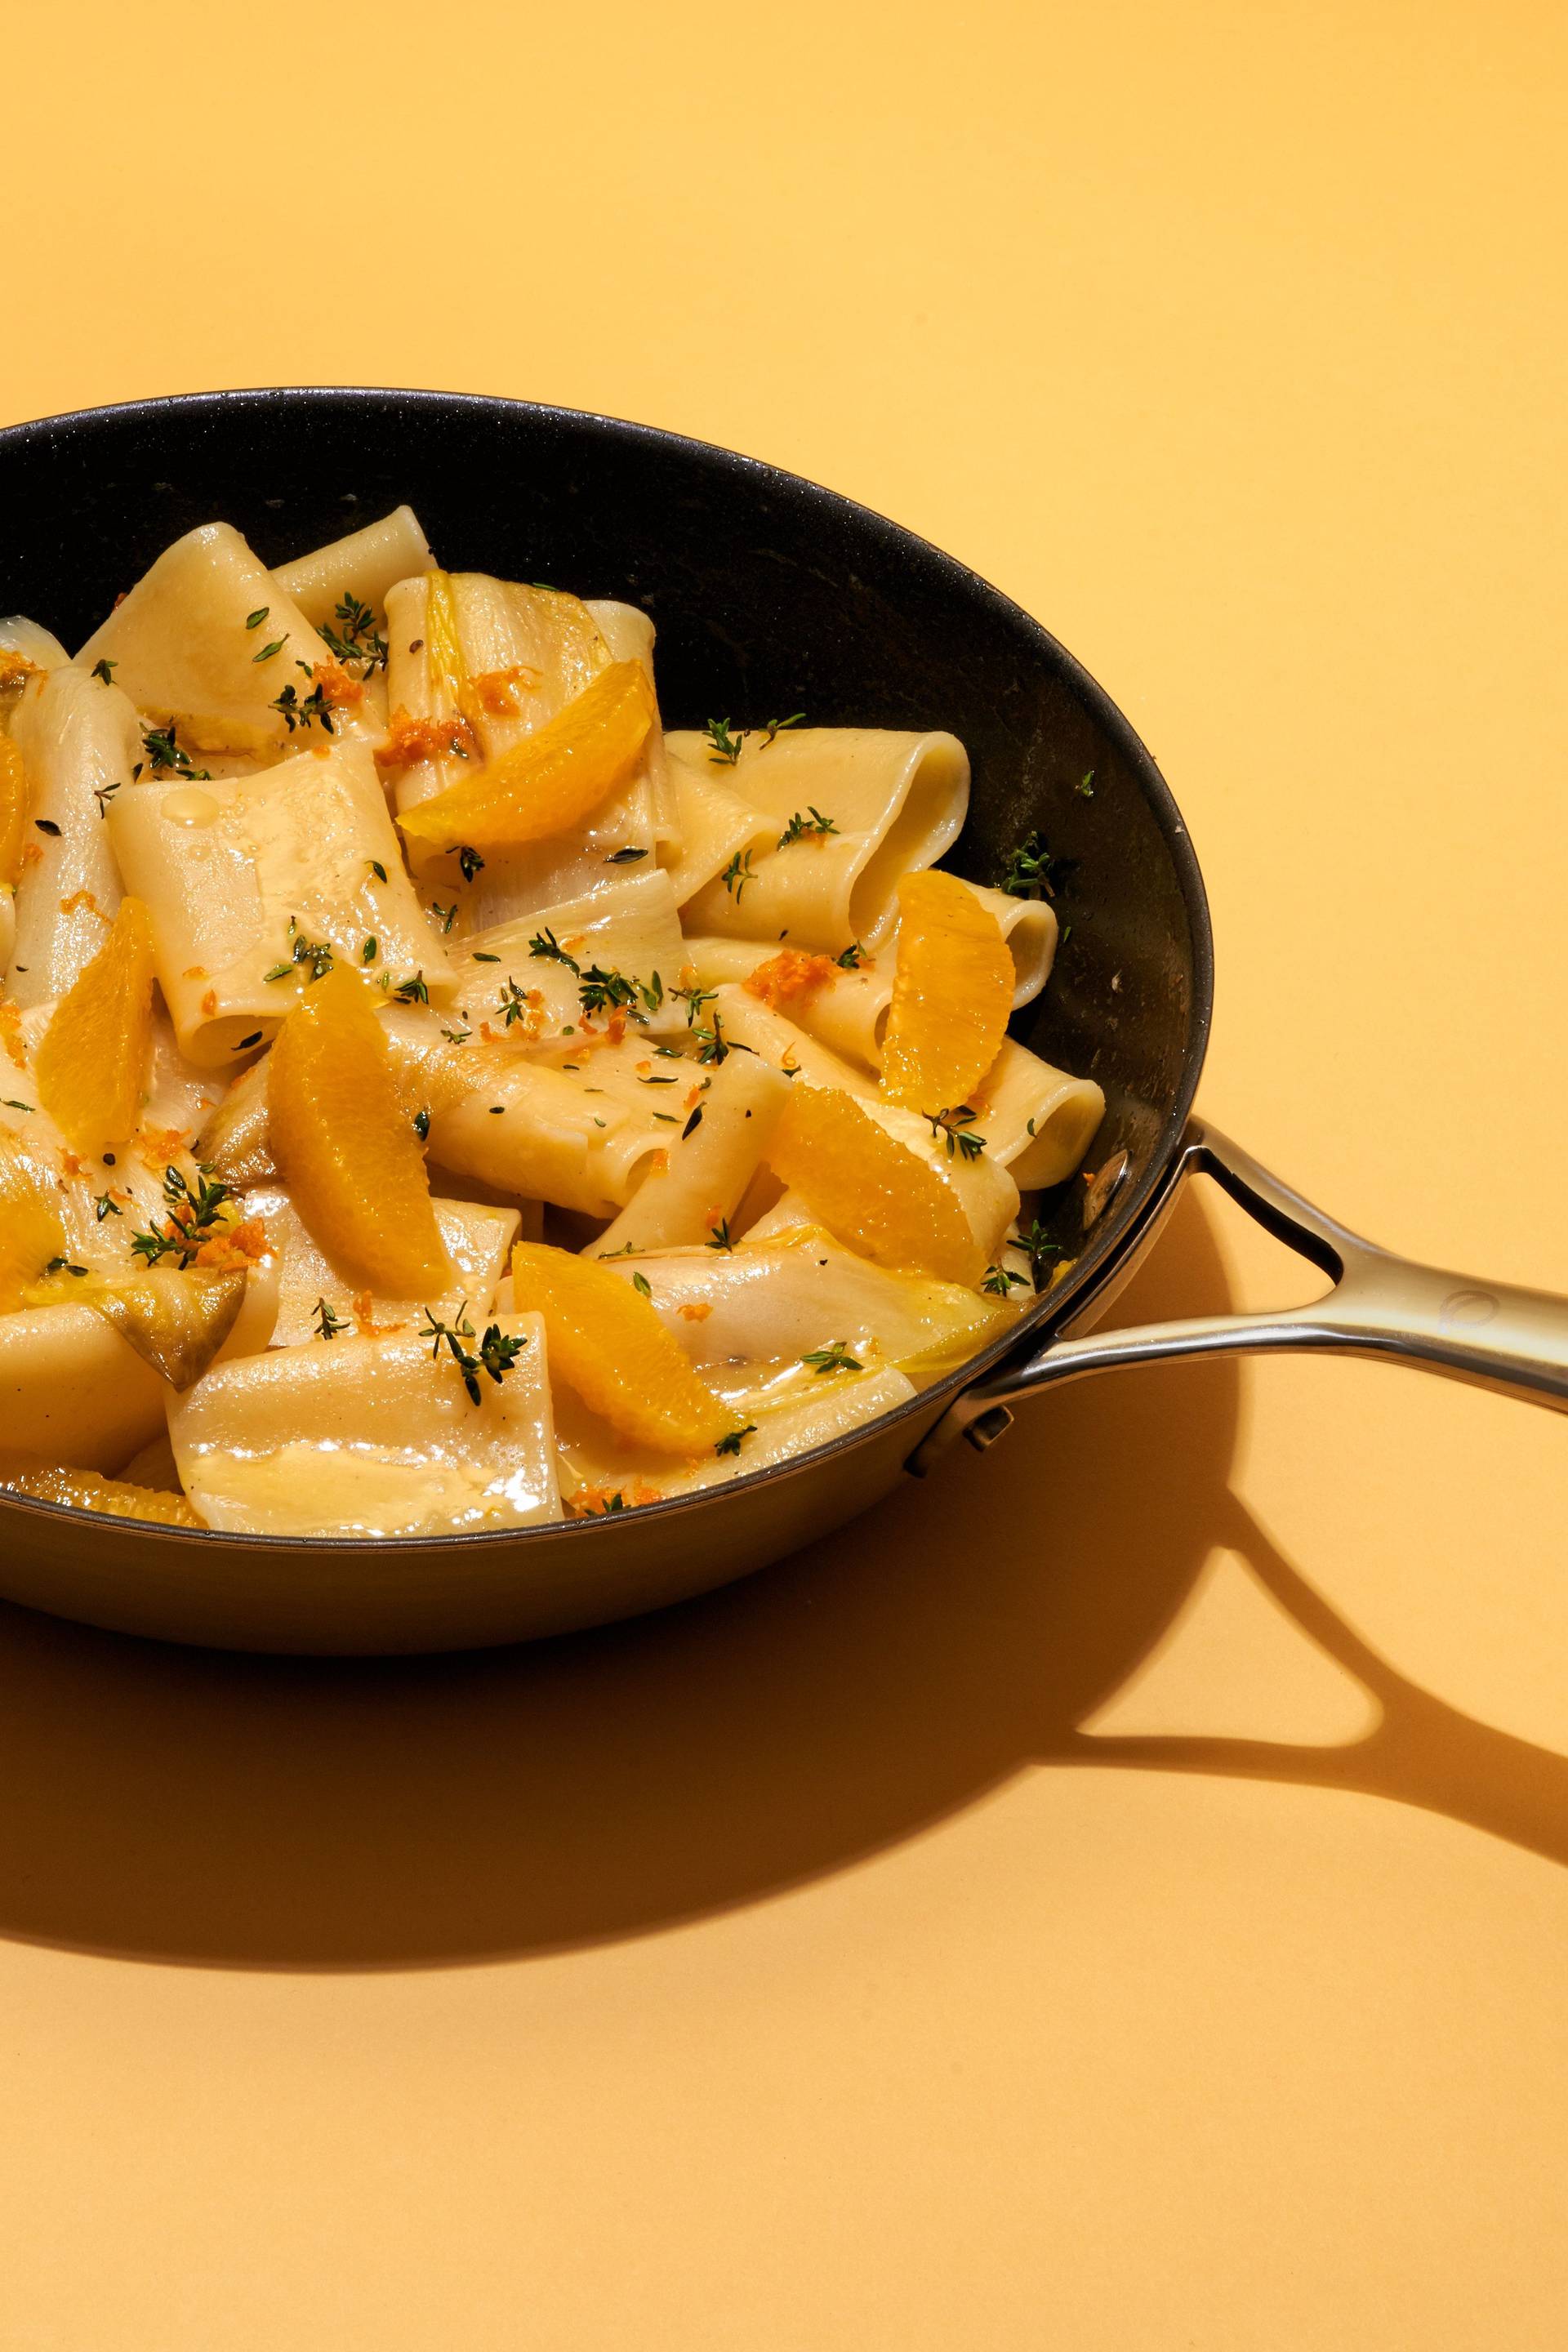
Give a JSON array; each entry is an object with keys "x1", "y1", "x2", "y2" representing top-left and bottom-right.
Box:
[
  {"x1": 672, "y1": 728, "x2": 969, "y2": 949},
  {"x1": 272, "y1": 506, "x2": 434, "y2": 627},
  {"x1": 110, "y1": 737, "x2": 455, "y2": 1066},
  {"x1": 680, "y1": 935, "x2": 893, "y2": 1070},
  {"x1": 555, "y1": 1364, "x2": 917, "y2": 1505},
  {"x1": 383, "y1": 573, "x2": 661, "y2": 920},
  {"x1": 970, "y1": 1040, "x2": 1106, "y2": 1188},
  {"x1": 77, "y1": 523, "x2": 336, "y2": 759},
  {"x1": 586, "y1": 600, "x2": 676, "y2": 851},
  {"x1": 168, "y1": 1319, "x2": 561, "y2": 1538},
  {"x1": 448, "y1": 867, "x2": 687, "y2": 1045},
  {"x1": 0, "y1": 1303, "x2": 168, "y2": 1471},
  {"x1": 1, "y1": 617, "x2": 70, "y2": 670},
  {"x1": 426, "y1": 1047, "x2": 669, "y2": 1218},
  {"x1": 703, "y1": 982, "x2": 878, "y2": 1095},
  {"x1": 600, "y1": 1232, "x2": 1005, "y2": 1378},
  {"x1": 655, "y1": 741, "x2": 775, "y2": 906},
  {"x1": 247, "y1": 1186, "x2": 520, "y2": 1347},
  {"x1": 7, "y1": 664, "x2": 137, "y2": 1004},
  {"x1": 587, "y1": 1053, "x2": 792, "y2": 1255}
]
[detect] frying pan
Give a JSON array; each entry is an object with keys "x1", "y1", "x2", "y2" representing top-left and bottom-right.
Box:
[{"x1": 0, "y1": 388, "x2": 1561, "y2": 1655}]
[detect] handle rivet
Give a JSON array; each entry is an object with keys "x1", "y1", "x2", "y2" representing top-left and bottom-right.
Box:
[{"x1": 1439, "y1": 1287, "x2": 1499, "y2": 1329}]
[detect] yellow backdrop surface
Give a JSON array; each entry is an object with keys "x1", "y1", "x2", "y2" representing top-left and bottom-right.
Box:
[{"x1": 2, "y1": 2, "x2": 1566, "y2": 2344}]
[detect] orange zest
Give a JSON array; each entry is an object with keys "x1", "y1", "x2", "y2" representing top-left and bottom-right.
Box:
[
  {"x1": 743, "y1": 949, "x2": 838, "y2": 1012},
  {"x1": 34, "y1": 895, "x2": 157, "y2": 1157},
  {"x1": 565, "y1": 1481, "x2": 665, "y2": 1516},
  {"x1": 268, "y1": 965, "x2": 451, "y2": 1295},
  {"x1": 880, "y1": 871, "x2": 1013, "y2": 1114},
  {"x1": 398, "y1": 661, "x2": 656, "y2": 855},
  {"x1": 766, "y1": 1085, "x2": 984, "y2": 1285},
  {"x1": 509, "y1": 1241, "x2": 739, "y2": 1456},
  {"x1": 376, "y1": 706, "x2": 480, "y2": 772},
  {"x1": 0, "y1": 734, "x2": 30, "y2": 885}
]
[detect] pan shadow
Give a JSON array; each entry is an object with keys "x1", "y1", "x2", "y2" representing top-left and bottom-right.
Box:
[{"x1": 0, "y1": 1189, "x2": 1561, "y2": 1971}]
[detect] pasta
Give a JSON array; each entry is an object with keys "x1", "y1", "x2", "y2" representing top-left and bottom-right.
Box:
[{"x1": 0, "y1": 509, "x2": 1107, "y2": 1540}]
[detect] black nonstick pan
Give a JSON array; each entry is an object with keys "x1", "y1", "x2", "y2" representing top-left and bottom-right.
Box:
[{"x1": 0, "y1": 388, "x2": 1561, "y2": 1652}]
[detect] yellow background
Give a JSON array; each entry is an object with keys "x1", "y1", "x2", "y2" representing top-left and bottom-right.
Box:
[{"x1": 4, "y1": 0, "x2": 1566, "y2": 2342}]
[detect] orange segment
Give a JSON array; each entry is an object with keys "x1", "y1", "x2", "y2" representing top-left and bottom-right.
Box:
[
  {"x1": 268, "y1": 966, "x2": 451, "y2": 1295},
  {"x1": 766, "y1": 1085, "x2": 983, "y2": 1285},
  {"x1": 0, "y1": 1453, "x2": 202, "y2": 1526},
  {"x1": 0, "y1": 734, "x2": 30, "y2": 886},
  {"x1": 34, "y1": 895, "x2": 157, "y2": 1156},
  {"x1": 880, "y1": 871, "x2": 1013, "y2": 1113},
  {"x1": 399, "y1": 660, "x2": 656, "y2": 854},
  {"x1": 510, "y1": 1240, "x2": 739, "y2": 1456},
  {"x1": 0, "y1": 1134, "x2": 65, "y2": 1310}
]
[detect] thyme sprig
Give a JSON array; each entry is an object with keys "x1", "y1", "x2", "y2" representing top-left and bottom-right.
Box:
[
  {"x1": 927, "y1": 1106, "x2": 987, "y2": 1160},
  {"x1": 312, "y1": 1296, "x2": 350, "y2": 1339},
  {"x1": 776, "y1": 805, "x2": 839, "y2": 849},
  {"x1": 801, "y1": 1339, "x2": 862, "y2": 1374},
  {"x1": 140, "y1": 723, "x2": 211, "y2": 782},
  {"x1": 130, "y1": 1164, "x2": 233, "y2": 1267},
  {"x1": 417, "y1": 1300, "x2": 527, "y2": 1406},
  {"x1": 318, "y1": 591, "x2": 388, "y2": 675}
]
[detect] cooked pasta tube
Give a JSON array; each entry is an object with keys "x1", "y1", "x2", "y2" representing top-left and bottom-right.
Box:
[
  {"x1": 682, "y1": 938, "x2": 893, "y2": 1071},
  {"x1": 970, "y1": 1039, "x2": 1106, "y2": 1188},
  {"x1": 586, "y1": 599, "x2": 676, "y2": 850},
  {"x1": 1, "y1": 617, "x2": 71, "y2": 675},
  {"x1": 425, "y1": 1047, "x2": 669, "y2": 1218},
  {"x1": 672, "y1": 728, "x2": 969, "y2": 950},
  {"x1": 557, "y1": 1365, "x2": 917, "y2": 1509},
  {"x1": 246, "y1": 1185, "x2": 519, "y2": 1347},
  {"x1": 655, "y1": 739, "x2": 776, "y2": 906},
  {"x1": 109, "y1": 737, "x2": 456, "y2": 1067},
  {"x1": 965, "y1": 881, "x2": 1058, "y2": 1008},
  {"x1": 77, "y1": 523, "x2": 338, "y2": 758},
  {"x1": 696, "y1": 982, "x2": 875, "y2": 1096},
  {"x1": 448, "y1": 868, "x2": 687, "y2": 1045},
  {"x1": 7, "y1": 664, "x2": 137, "y2": 1004},
  {"x1": 383, "y1": 573, "x2": 662, "y2": 920},
  {"x1": 598, "y1": 1232, "x2": 1009, "y2": 1378},
  {"x1": 587, "y1": 1054, "x2": 792, "y2": 1255},
  {"x1": 679, "y1": 879, "x2": 1052, "y2": 1074},
  {"x1": 0, "y1": 1303, "x2": 168, "y2": 1471},
  {"x1": 272, "y1": 506, "x2": 434, "y2": 627},
  {"x1": 168, "y1": 1319, "x2": 562, "y2": 1538}
]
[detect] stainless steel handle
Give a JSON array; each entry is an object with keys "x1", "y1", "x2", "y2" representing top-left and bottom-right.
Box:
[{"x1": 909, "y1": 1121, "x2": 1568, "y2": 1471}]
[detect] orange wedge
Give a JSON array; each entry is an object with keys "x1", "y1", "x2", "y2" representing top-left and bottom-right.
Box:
[
  {"x1": 0, "y1": 1134, "x2": 65, "y2": 1310},
  {"x1": 269, "y1": 965, "x2": 451, "y2": 1295},
  {"x1": 766, "y1": 1085, "x2": 984, "y2": 1285},
  {"x1": 880, "y1": 871, "x2": 1013, "y2": 1113},
  {"x1": 0, "y1": 1453, "x2": 202, "y2": 1526},
  {"x1": 399, "y1": 660, "x2": 656, "y2": 855},
  {"x1": 35, "y1": 895, "x2": 157, "y2": 1157},
  {"x1": 510, "y1": 1240, "x2": 740, "y2": 1456},
  {"x1": 0, "y1": 734, "x2": 29, "y2": 885}
]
